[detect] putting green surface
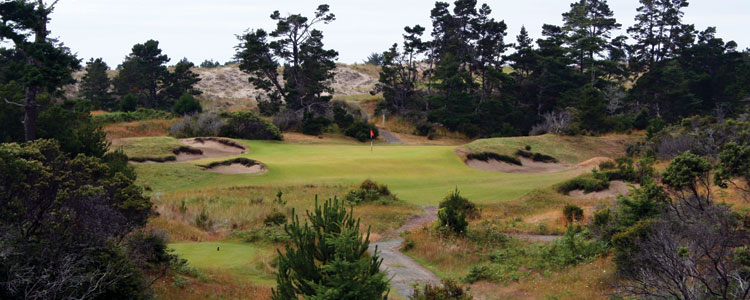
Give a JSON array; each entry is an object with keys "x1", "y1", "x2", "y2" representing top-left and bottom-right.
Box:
[
  {"x1": 136, "y1": 138, "x2": 588, "y2": 205},
  {"x1": 169, "y1": 242, "x2": 276, "y2": 285}
]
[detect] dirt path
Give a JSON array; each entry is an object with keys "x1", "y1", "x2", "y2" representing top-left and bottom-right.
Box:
[
  {"x1": 368, "y1": 206, "x2": 440, "y2": 298},
  {"x1": 379, "y1": 130, "x2": 402, "y2": 145}
]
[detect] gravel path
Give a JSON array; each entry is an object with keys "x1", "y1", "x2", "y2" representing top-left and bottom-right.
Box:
[
  {"x1": 368, "y1": 206, "x2": 440, "y2": 298},
  {"x1": 379, "y1": 129, "x2": 402, "y2": 145}
]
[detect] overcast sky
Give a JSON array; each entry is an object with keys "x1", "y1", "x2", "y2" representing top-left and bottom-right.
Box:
[{"x1": 47, "y1": 0, "x2": 750, "y2": 67}]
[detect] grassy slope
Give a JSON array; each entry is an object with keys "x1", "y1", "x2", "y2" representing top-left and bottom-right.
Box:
[
  {"x1": 135, "y1": 138, "x2": 594, "y2": 205},
  {"x1": 113, "y1": 136, "x2": 183, "y2": 158},
  {"x1": 462, "y1": 134, "x2": 637, "y2": 163}
]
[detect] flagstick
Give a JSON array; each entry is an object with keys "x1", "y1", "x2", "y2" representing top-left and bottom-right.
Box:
[{"x1": 370, "y1": 137, "x2": 373, "y2": 152}]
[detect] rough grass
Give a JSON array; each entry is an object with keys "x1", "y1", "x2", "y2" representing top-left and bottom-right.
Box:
[
  {"x1": 104, "y1": 119, "x2": 175, "y2": 139},
  {"x1": 462, "y1": 134, "x2": 638, "y2": 164},
  {"x1": 152, "y1": 270, "x2": 272, "y2": 300},
  {"x1": 112, "y1": 136, "x2": 184, "y2": 159}
]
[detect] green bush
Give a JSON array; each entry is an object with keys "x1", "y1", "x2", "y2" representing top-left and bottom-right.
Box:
[
  {"x1": 466, "y1": 152, "x2": 522, "y2": 166},
  {"x1": 345, "y1": 179, "x2": 398, "y2": 205},
  {"x1": 219, "y1": 111, "x2": 283, "y2": 140},
  {"x1": 541, "y1": 226, "x2": 607, "y2": 268},
  {"x1": 332, "y1": 104, "x2": 355, "y2": 129},
  {"x1": 92, "y1": 108, "x2": 173, "y2": 124},
  {"x1": 173, "y1": 93, "x2": 202, "y2": 115},
  {"x1": 515, "y1": 149, "x2": 558, "y2": 163},
  {"x1": 345, "y1": 120, "x2": 379, "y2": 142},
  {"x1": 437, "y1": 189, "x2": 476, "y2": 234},
  {"x1": 410, "y1": 279, "x2": 474, "y2": 300},
  {"x1": 301, "y1": 112, "x2": 332, "y2": 135},
  {"x1": 119, "y1": 93, "x2": 138, "y2": 112},
  {"x1": 563, "y1": 204, "x2": 584, "y2": 224},
  {"x1": 556, "y1": 176, "x2": 610, "y2": 195},
  {"x1": 264, "y1": 211, "x2": 287, "y2": 226},
  {"x1": 598, "y1": 160, "x2": 616, "y2": 170}
]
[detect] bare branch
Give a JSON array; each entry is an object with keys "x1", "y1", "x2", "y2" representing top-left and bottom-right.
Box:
[{"x1": 3, "y1": 98, "x2": 24, "y2": 107}]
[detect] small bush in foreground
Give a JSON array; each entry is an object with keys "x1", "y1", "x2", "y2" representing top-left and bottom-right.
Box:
[
  {"x1": 563, "y1": 204, "x2": 584, "y2": 224},
  {"x1": 466, "y1": 152, "x2": 522, "y2": 166},
  {"x1": 556, "y1": 176, "x2": 610, "y2": 194},
  {"x1": 346, "y1": 179, "x2": 399, "y2": 204},
  {"x1": 410, "y1": 279, "x2": 473, "y2": 300},
  {"x1": 438, "y1": 189, "x2": 477, "y2": 234}
]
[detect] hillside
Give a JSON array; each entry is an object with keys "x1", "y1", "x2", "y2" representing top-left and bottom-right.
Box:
[{"x1": 63, "y1": 63, "x2": 379, "y2": 109}]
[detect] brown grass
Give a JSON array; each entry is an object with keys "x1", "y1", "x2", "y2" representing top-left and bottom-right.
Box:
[
  {"x1": 403, "y1": 228, "x2": 482, "y2": 278},
  {"x1": 152, "y1": 271, "x2": 272, "y2": 300},
  {"x1": 469, "y1": 257, "x2": 616, "y2": 300},
  {"x1": 104, "y1": 119, "x2": 176, "y2": 139}
]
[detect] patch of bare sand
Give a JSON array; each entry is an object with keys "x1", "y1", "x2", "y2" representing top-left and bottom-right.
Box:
[
  {"x1": 204, "y1": 163, "x2": 267, "y2": 174},
  {"x1": 176, "y1": 137, "x2": 246, "y2": 161},
  {"x1": 465, "y1": 156, "x2": 575, "y2": 174},
  {"x1": 569, "y1": 180, "x2": 637, "y2": 199},
  {"x1": 577, "y1": 157, "x2": 615, "y2": 169}
]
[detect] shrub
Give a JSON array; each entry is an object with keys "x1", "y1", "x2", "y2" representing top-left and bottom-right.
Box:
[
  {"x1": 170, "y1": 111, "x2": 224, "y2": 138},
  {"x1": 466, "y1": 152, "x2": 522, "y2": 166},
  {"x1": 563, "y1": 204, "x2": 584, "y2": 224},
  {"x1": 300, "y1": 112, "x2": 332, "y2": 135},
  {"x1": 410, "y1": 279, "x2": 473, "y2": 300},
  {"x1": 173, "y1": 93, "x2": 202, "y2": 115},
  {"x1": 219, "y1": 110, "x2": 283, "y2": 140},
  {"x1": 92, "y1": 108, "x2": 173, "y2": 124},
  {"x1": 515, "y1": 150, "x2": 558, "y2": 163},
  {"x1": 542, "y1": 226, "x2": 607, "y2": 268},
  {"x1": 525, "y1": 145, "x2": 532, "y2": 151},
  {"x1": 556, "y1": 176, "x2": 610, "y2": 195},
  {"x1": 264, "y1": 211, "x2": 287, "y2": 226},
  {"x1": 195, "y1": 208, "x2": 212, "y2": 230},
  {"x1": 257, "y1": 96, "x2": 282, "y2": 116},
  {"x1": 345, "y1": 120, "x2": 379, "y2": 142},
  {"x1": 332, "y1": 104, "x2": 355, "y2": 129},
  {"x1": 437, "y1": 189, "x2": 477, "y2": 234},
  {"x1": 120, "y1": 93, "x2": 138, "y2": 112},
  {"x1": 599, "y1": 160, "x2": 616, "y2": 170},
  {"x1": 346, "y1": 179, "x2": 398, "y2": 205}
]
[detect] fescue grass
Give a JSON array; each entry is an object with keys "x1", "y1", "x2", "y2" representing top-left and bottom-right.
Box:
[
  {"x1": 104, "y1": 118, "x2": 175, "y2": 139},
  {"x1": 112, "y1": 136, "x2": 184, "y2": 158},
  {"x1": 152, "y1": 270, "x2": 272, "y2": 300}
]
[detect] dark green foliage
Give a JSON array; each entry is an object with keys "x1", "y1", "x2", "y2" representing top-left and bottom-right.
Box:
[
  {"x1": 345, "y1": 179, "x2": 398, "y2": 205},
  {"x1": 301, "y1": 112, "x2": 332, "y2": 135},
  {"x1": 466, "y1": 152, "x2": 522, "y2": 166},
  {"x1": 219, "y1": 111, "x2": 283, "y2": 140},
  {"x1": 645, "y1": 117, "x2": 665, "y2": 140},
  {"x1": 598, "y1": 160, "x2": 615, "y2": 170},
  {"x1": 0, "y1": 140, "x2": 152, "y2": 299},
  {"x1": 200, "y1": 157, "x2": 263, "y2": 169},
  {"x1": 125, "y1": 230, "x2": 183, "y2": 286},
  {"x1": 232, "y1": 226, "x2": 290, "y2": 244},
  {"x1": 103, "y1": 148, "x2": 137, "y2": 180},
  {"x1": 333, "y1": 104, "x2": 355, "y2": 129},
  {"x1": 37, "y1": 104, "x2": 109, "y2": 158},
  {"x1": 264, "y1": 211, "x2": 287, "y2": 226},
  {"x1": 173, "y1": 93, "x2": 202, "y2": 115},
  {"x1": 363, "y1": 52, "x2": 385, "y2": 66},
  {"x1": 556, "y1": 175, "x2": 610, "y2": 195},
  {"x1": 662, "y1": 151, "x2": 711, "y2": 192},
  {"x1": 258, "y1": 96, "x2": 282, "y2": 116},
  {"x1": 195, "y1": 207, "x2": 212, "y2": 230},
  {"x1": 616, "y1": 179, "x2": 666, "y2": 229},
  {"x1": 515, "y1": 150, "x2": 558, "y2": 163},
  {"x1": 114, "y1": 40, "x2": 171, "y2": 108},
  {"x1": 576, "y1": 85, "x2": 608, "y2": 133},
  {"x1": 563, "y1": 204, "x2": 584, "y2": 224},
  {"x1": 92, "y1": 108, "x2": 173, "y2": 124},
  {"x1": 235, "y1": 5, "x2": 337, "y2": 113},
  {"x1": 714, "y1": 142, "x2": 750, "y2": 193},
  {"x1": 162, "y1": 58, "x2": 202, "y2": 103},
  {"x1": 80, "y1": 58, "x2": 114, "y2": 109},
  {"x1": 120, "y1": 93, "x2": 138, "y2": 112},
  {"x1": 129, "y1": 155, "x2": 176, "y2": 163},
  {"x1": 272, "y1": 197, "x2": 389, "y2": 300},
  {"x1": 199, "y1": 59, "x2": 221, "y2": 68},
  {"x1": 542, "y1": 226, "x2": 607, "y2": 267},
  {"x1": 437, "y1": 189, "x2": 476, "y2": 234},
  {"x1": 345, "y1": 121, "x2": 379, "y2": 142},
  {"x1": 409, "y1": 279, "x2": 473, "y2": 300}
]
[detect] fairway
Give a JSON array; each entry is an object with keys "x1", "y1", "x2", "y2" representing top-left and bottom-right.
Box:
[{"x1": 135, "y1": 139, "x2": 588, "y2": 205}]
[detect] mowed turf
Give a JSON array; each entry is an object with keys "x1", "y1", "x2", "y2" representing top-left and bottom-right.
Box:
[
  {"x1": 169, "y1": 242, "x2": 277, "y2": 285},
  {"x1": 133, "y1": 136, "x2": 609, "y2": 205}
]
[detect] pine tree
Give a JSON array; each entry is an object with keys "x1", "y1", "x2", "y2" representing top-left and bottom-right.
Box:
[
  {"x1": 272, "y1": 197, "x2": 389, "y2": 300},
  {"x1": 236, "y1": 5, "x2": 338, "y2": 114},
  {"x1": 80, "y1": 58, "x2": 114, "y2": 110},
  {"x1": 114, "y1": 40, "x2": 170, "y2": 108},
  {"x1": 562, "y1": 0, "x2": 621, "y2": 84},
  {"x1": 162, "y1": 58, "x2": 202, "y2": 105},
  {"x1": 628, "y1": 0, "x2": 691, "y2": 71}
]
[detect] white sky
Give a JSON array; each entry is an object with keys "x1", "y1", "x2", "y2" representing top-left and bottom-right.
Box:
[{"x1": 47, "y1": 0, "x2": 750, "y2": 67}]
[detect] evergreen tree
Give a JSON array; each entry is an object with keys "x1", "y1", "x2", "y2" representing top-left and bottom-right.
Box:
[
  {"x1": 236, "y1": 5, "x2": 338, "y2": 113},
  {"x1": 627, "y1": 0, "x2": 691, "y2": 71},
  {"x1": 562, "y1": 0, "x2": 621, "y2": 84},
  {"x1": 162, "y1": 58, "x2": 202, "y2": 104},
  {"x1": 0, "y1": 0, "x2": 80, "y2": 140},
  {"x1": 114, "y1": 40, "x2": 170, "y2": 108},
  {"x1": 272, "y1": 197, "x2": 389, "y2": 300},
  {"x1": 577, "y1": 84, "x2": 608, "y2": 132},
  {"x1": 79, "y1": 58, "x2": 113, "y2": 109}
]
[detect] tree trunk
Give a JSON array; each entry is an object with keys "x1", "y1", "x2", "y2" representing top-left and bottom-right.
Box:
[{"x1": 24, "y1": 87, "x2": 38, "y2": 141}]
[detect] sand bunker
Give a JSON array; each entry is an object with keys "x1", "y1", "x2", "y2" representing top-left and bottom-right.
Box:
[
  {"x1": 465, "y1": 156, "x2": 574, "y2": 174},
  {"x1": 569, "y1": 180, "x2": 637, "y2": 199},
  {"x1": 200, "y1": 158, "x2": 267, "y2": 175},
  {"x1": 204, "y1": 163, "x2": 266, "y2": 174},
  {"x1": 175, "y1": 137, "x2": 246, "y2": 162}
]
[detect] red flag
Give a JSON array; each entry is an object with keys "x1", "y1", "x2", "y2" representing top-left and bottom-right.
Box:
[{"x1": 370, "y1": 129, "x2": 374, "y2": 138}]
